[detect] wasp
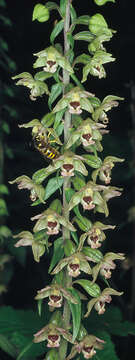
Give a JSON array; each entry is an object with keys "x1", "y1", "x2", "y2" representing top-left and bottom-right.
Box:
[{"x1": 32, "y1": 126, "x2": 60, "y2": 160}]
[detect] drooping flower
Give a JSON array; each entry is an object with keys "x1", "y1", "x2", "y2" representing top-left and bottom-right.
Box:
[
  {"x1": 51, "y1": 252, "x2": 92, "y2": 278},
  {"x1": 92, "y1": 156, "x2": 124, "y2": 184},
  {"x1": 79, "y1": 221, "x2": 115, "y2": 249},
  {"x1": 33, "y1": 46, "x2": 73, "y2": 74},
  {"x1": 84, "y1": 287, "x2": 123, "y2": 317},
  {"x1": 92, "y1": 252, "x2": 125, "y2": 283},
  {"x1": 31, "y1": 208, "x2": 76, "y2": 235},
  {"x1": 66, "y1": 335, "x2": 105, "y2": 360},
  {"x1": 35, "y1": 283, "x2": 78, "y2": 308},
  {"x1": 9, "y1": 175, "x2": 45, "y2": 204},
  {"x1": 33, "y1": 323, "x2": 75, "y2": 348}
]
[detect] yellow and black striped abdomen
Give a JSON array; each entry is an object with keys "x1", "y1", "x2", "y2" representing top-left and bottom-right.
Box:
[{"x1": 34, "y1": 135, "x2": 59, "y2": 160}]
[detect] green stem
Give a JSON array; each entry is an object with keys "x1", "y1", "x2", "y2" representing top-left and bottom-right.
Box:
[{"x1": 59, "y1": 1, "x2": 72, "y2": 359}]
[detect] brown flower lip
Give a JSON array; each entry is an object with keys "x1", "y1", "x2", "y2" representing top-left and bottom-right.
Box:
[
  {"x1": 90, "y1": 235, "x2": 98, "y2": 243},
  {"x1": 47, "y1": 60, "x2": 56, "y2": 67},
  {"x1": 82, "y1": 134, "x2": 92, "y2": 141},
  {"x1": 83, "y1": 196, "x2": 92, "y2": 204},
  {"x1": 50, "y1": 295, "x2": 62, "y2": 303},
  {"x1": 69, "y1": 263, "x2": 80, "y2": 271},
  {"x1": 48, "y1": 221, "x2": 57, "y2": 229},
  {"x1": 63, "y1": 164, "x2": 74, "y2": 171},
  {"x1": 83, "y1": 346, "x2": 93, "y2": 353},
  {"x1": 48, "y1": 335, "x2": 59, "y2": 342},
  {"x1": 70, "y1": 101, "x2": 80, "y2": 109}
]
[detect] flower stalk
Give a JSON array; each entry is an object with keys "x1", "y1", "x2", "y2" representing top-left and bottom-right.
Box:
[{"x1": 11, "y1": 0, "x2": 125, "y2": 359}]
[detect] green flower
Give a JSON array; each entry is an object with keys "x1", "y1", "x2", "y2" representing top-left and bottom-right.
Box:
[{"x1": 33, "y1": 46, "x2": 73, "y2": 74}]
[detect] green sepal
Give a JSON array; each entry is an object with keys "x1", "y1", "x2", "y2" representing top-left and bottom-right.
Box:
[
  {"x1": 34, "y1": 71, "x2": 52, "y2": 81},
  {"x1": 89, "y1": 13, "x2": 114, "y2": 37},
  {"x1": 67, "y1": 288, "x2": 81, "y2": 342},
  {"x1": 73, "y1": 15, "x2": 91, "y2": 26},
  {"x1": 49, "y1": 237, "x2": 64, "y2": 273},
  {"x1": 32, "y1": 4, "x2": 50, "y2": 22},
  {"x1": 73, "y1": 279, "x2": 101, "y2": 297},
  {"x1": 32, "y1": 165, "x2": 57, "y2": 184},
  {"x1": 18, "y1": 119, "x2": 41, "y2": 129},
  {"x1": 50, "y1": 19, "x2": 64, "y2": 44},
  {"x1": 82, "y1": 154, "x2": 102, "y2": 168},
  {"x1": 82, "y1": 247, "x2": 103, "y2": 263},
  {"x1": 77, "y1": 325, "x2": 87, "y2": 341}
]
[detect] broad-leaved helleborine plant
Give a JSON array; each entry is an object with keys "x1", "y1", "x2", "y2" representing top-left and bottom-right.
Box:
[{"x1": 10, "y1": 0, "x2": 125, "y2": 358}]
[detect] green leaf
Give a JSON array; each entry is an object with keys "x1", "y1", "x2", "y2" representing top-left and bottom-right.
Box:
[
  {"x1": 73, "y1": 279, "x2": 101, "y2": 297},
  {"x1": 67, "y1": 288, "x2": 81, "y2": 342},
  {"x1": 49, "y1": 237, "x2": 64, "y2": 273},
  {"x1": 82, "y1": 154, "x2": 102, "y2": 168},
  {"x1": 0, "y1": 334, "x2": 18, "y2": 358},
  {"x1": 60, "y1": 0, "x2": 67, "y2": 17},
  {"x1": 45, "y1": 177, "x2": 63, "y2": 200},
  {"x1": 50, "y1": 19, "x2": 64, "y2": 44},
  {"x1": 94, "y1": 0, "x2": 115, "y2": 5},
  {"x1": 74, "y1": 216, "x2": 92, "y2": 232},
  {"x1": 32, "y1": 4, "x2": 50, "y2": 22},
  {"x1": 48, "y1": 83, "x2": 63, "y2": 110},
  {"x1": 82, "y1": 247, "x2": 103, "y2": 263},
  {"x1": 70, "y1": 4, "x2": 77, "y2": 22},
  {"x1": 74, "y1": 31, "x2": 94, "y2": 42}
]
